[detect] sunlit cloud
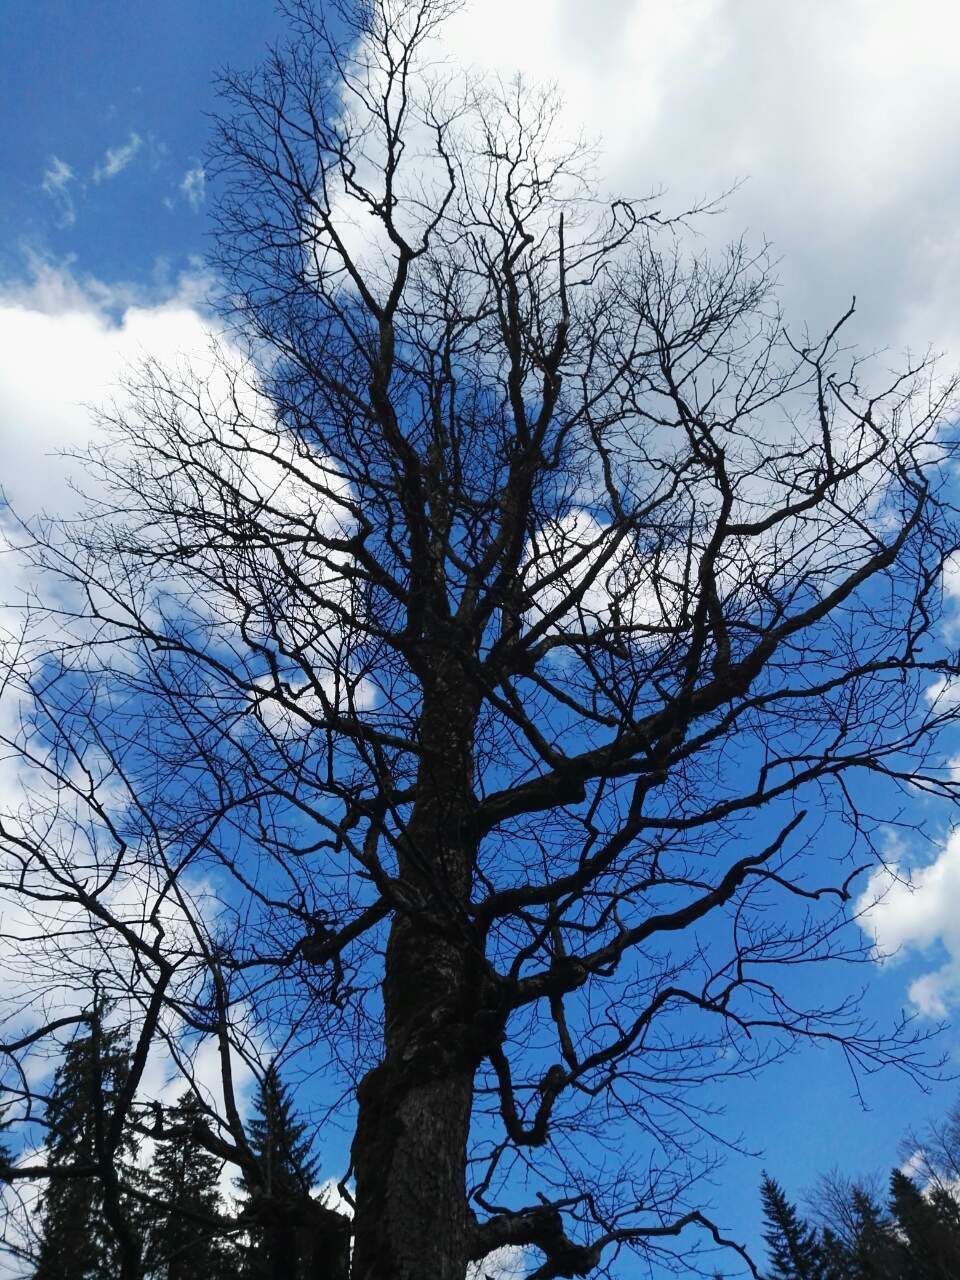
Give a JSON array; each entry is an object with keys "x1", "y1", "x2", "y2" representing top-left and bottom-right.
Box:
[
  {"x1": 857, "y1": 829, "x2": 960, "y2": 1017},
  {"x1": 92, "y1": 131, "x2": 142, "y2": 182}
]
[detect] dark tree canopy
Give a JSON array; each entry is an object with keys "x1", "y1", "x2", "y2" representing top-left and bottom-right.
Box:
[
  {"x1": 760, "y1": 1156, "x2": 960, "y2": 1280},
  {"x1": 1, "y1": 1, "x2": 959, "y2": 1278},
  {"x1": 144, "y1": 1091, "x2": 240, "y2": 1280},
  {"x1": 239, "y1": 1062, "x2": 337, "y2": 1280},
  {"x1": 760, "y1": 1175, "x2": 823, "y2": 1280},
  {"x1": 33, "y1": 1001, "x2": 141, "y2": 1280}
]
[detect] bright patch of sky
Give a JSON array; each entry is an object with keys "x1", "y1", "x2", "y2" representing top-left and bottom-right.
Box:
[
  {"x1": 3, "y1": 0, "x2": 960, "y2": 1271},
  {"x1": 0, "y1": 1, "x2": 285, "y2": 283}
]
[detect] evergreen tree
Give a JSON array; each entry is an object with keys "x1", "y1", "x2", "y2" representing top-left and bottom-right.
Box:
[
  {"x1": 760, "y1": 1174, "x2": 824, "y2": 1280},
  {"x1": 240, "y1": 1063, "x2": 320, "y2": 1280},
  {"x1": 888, "y1": 1167, "x2": 960, "y2": 1280},
  {"x1": 843, "y1": 1187, "x2": 900, "y2": 1280},
  {"x1": 927, "y1": 1183, "x2": 960, "y2": 1233},
  {"x1": 144, "y1": 1092, "x2": 240, "y2": 1280},
  {"x1": 758, "y1": 1096, "x2": 960, "y2": 1280},
  {"x1": 34, "y1": 1001, "x2": 142, "y2": 1280},
  {"x1": 817, "y1": 1226, "x2": 853, "y2": 1280}
]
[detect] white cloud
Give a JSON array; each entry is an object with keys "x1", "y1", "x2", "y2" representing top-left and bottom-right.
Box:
[
  {"x1": 467, "y1": 1246, "x2": 528, "y2": 1280},
  {"x1": 0, "y1": 251, "x2": 364, "y2": 719},
  {"x1": 179, "y1": 163, "x2": 205, "y2": 211},
  {"x1": 429, "y1": 0, "x2": 960, "y2": 359},
  {"x1": 857, "y1": 828, "x2": 960, "y2": 1016},
  {"x1": 0, "y1": 259, "x2": 214, "y2": 523},
  {"x1": 942, "y1": 554, "x2": 960, "y2": 609},
  {"x1": 40, "y1": 156, "x2": 73, "y2": 196},
  {"x1": 40, "y1": 156, "x2": 76, "y2": 227},
  {"x1": 900, "y1": 1147, "x2": 927, "y2": 1180},
  {"x1": 924, "y1": 677, "x2": 960, "y2": 712},
  {"x1": 92, "y1": 131, "x2": 142, "y2": 182},
  {"x1": 0, "y1": 257, "x2": 222, "y2": 947}
]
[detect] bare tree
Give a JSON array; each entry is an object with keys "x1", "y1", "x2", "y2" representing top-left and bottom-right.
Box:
[
  {"x1": 899, "y1": 1096, "x2": 960, "y2": 1198},
  {"x1": 2, "y1": 2, "x2": 960, "y2": 1277}
]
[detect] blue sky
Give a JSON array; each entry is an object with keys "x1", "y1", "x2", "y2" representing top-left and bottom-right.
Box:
[
  {"x1": 1, "y1": 1, "x2": 285, "y2": 285},
  {"x1": 3, "y1": 1, "x2": 960, "y2": 1274}
]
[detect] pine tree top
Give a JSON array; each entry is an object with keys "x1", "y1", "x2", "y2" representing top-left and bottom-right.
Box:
[
  {"x1": 247, "y1": 1061, "x2": 320, "y2": 1198},
  {"x1": 760, "y1": 1173, "x2": 823, "y2": 1280}
]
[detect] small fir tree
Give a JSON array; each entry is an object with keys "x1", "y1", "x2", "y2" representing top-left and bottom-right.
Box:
[
  {"x1": 845, "y1": 1187, "x2": 900, "y2": 1280},
  {"x1": 144, "y1": 1091, "x2": 240, "y2": 1280},
  {"x1": 34, "y1": 1001, "x2": 141, "y2": 1280},
  {"x1": 760, "y1": 1174, "x2": 824, "y2": 1280},
  {"x1": 927, "y1": 1183, "x2": 960, "y2": 1232},
  {"x1": 240, "y1": 1063, "x2": 320, "y2": 1280},
  {"x1": 888, "y1": 1167, "x2": 960, "y2": 1280},
  {"x1": 817, "y1": 1226, "x2": 853, "y2": 1280}
]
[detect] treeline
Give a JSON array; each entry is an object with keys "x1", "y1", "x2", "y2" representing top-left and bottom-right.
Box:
[
  {"x1": 13, "y1": 1004, "x2": 960, "y2": 1279},
  {"x1": 6, "y1": 1005, "x2": 347, "y2": 1279},
  {"x1": 759, "y1": 1100, "x2": 960, "y2": 1279}
]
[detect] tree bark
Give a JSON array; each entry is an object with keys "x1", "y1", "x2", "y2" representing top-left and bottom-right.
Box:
[
  {"x1": 351, "y1": 929, "x2": 477, "y2": 1280},
  {"x1": 351, "y1": 674, "x2": 481, "y2": 1280}
]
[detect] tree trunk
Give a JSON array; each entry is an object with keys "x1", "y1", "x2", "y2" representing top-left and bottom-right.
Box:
[
  {"x1": 350, "y1": 929, "x2": 476, "y2": 1279},
  {"x1": 351, "y1": 675, "x2": 481, "y2": 1280}
]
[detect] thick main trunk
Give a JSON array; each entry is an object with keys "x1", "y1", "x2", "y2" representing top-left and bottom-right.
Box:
[
  {"x1": 351, "y1": 675, "x2": 481, "y2": 1280},
  {"x1": 351, "y1": 916, "x2": 479, "y2": 1280},
  {"x1": 350, "y1": 984, "x2": 475, "y2": 1279}
]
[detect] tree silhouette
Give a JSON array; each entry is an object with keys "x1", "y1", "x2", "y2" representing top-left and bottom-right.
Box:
[
  {"x1": 766, "y1": 1159, "x2": 960, "y2": 1280},
  {"x1": 760, "y1": 1174, "x2": 823, "y2": 1280},
  {"x1": 888, "y1": 1168, "x2": 960, "y2": 1280},
  {"x1": 239, "y1": 1063, "x2": 331, "y2": 1280},
  {"x1": 1, "y1": 1, "x2": 959, "y2": 1277},
  {"x1": 144, "y1": 1091, "x2": 240, "y2": 1280},
  {"x1": 34, "y1": 1000, "x2": 142, "y2": 1280}
]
